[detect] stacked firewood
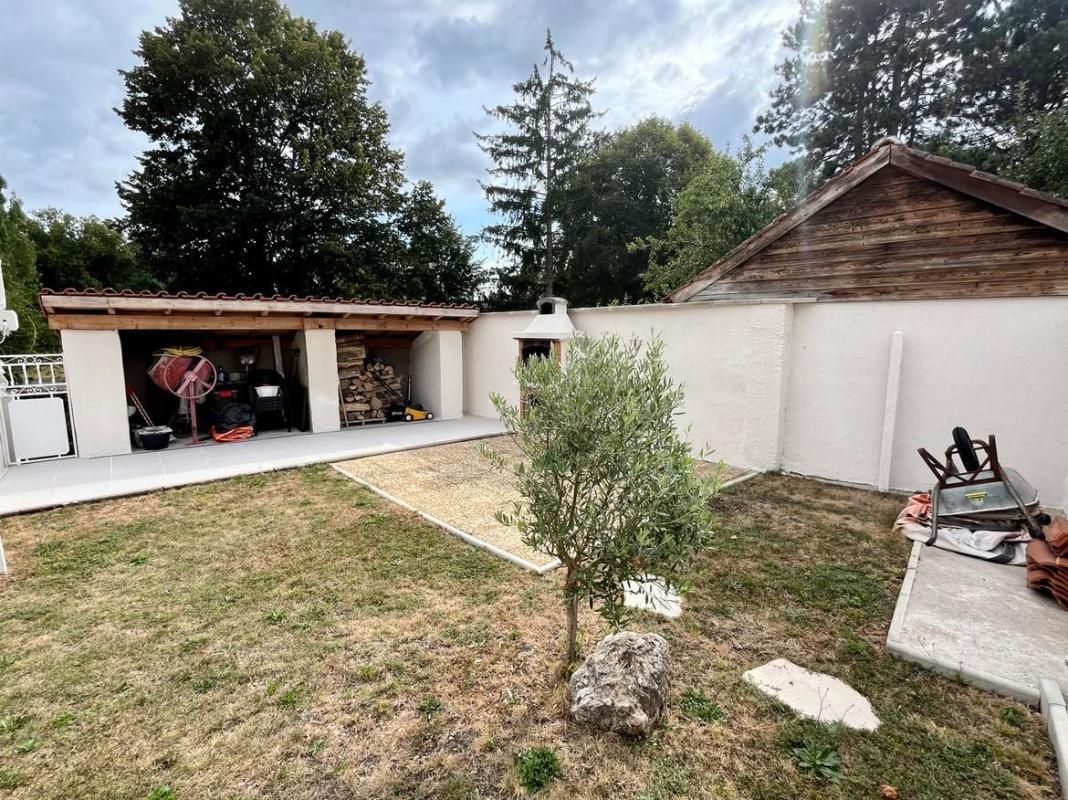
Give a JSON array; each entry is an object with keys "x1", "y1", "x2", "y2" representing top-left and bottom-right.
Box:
[{"x1": 337, "y1": 333, "x2": 403, "y2": 421}]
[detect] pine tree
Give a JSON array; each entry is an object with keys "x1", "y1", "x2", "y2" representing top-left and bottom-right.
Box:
[
  {"x1": 757, "y1": 0, "x2": 954, "y2": 177},
  {"x1": 477, "y1": 30, "x2": 600, "y2": 309}
]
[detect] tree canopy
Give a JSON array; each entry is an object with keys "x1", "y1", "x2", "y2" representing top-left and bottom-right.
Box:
[
  {"x1": 559, "y1": 118, "x2": 713, "y2": 305},
  {"x1": 638, "y1": 143, "x2": 801, "y2": 298},
  {"x1": 118, "y1": 0, "x2": 406, "y2": 296},
  {"x1": 477, "y1": 30, "x2": 600, "y2": 309},
  {"x1": 0, "y1": 178, "x2": 55, "y2": 355}
]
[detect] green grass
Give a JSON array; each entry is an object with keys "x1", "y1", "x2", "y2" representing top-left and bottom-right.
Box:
[{"x1": 0, "y1": 467, "x2": 1055, "y2": 799}]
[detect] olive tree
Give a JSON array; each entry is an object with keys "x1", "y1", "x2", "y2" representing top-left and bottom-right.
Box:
[{"x1": 487, "y1": 334, "x2": 717, "y2": 662}]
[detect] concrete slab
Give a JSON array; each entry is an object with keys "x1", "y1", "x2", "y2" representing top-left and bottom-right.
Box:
[
  {"x1": 0, "y1": 416, "x2": 505, "y2": 516},
  {"x1": 743, "y1": 658, "x2": 881, "y2": 731},
  {"x1": 623, "y1": 576, "x2": 683, "y2": 619},
  {"x1": 887, "y1": 541, "x2": 1068, "y2": 702}
]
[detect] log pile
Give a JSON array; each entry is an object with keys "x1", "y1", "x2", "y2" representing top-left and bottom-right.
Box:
[{"x1": 337, "y1": 333, "x2": 403, "y2": 422}]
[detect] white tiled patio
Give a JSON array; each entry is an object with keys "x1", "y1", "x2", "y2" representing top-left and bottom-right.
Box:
[{"x1": 0, "y1": 415, "x2": 505, "y2": 516}]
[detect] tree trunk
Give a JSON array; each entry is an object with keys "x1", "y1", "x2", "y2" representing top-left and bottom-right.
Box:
[
  {"x1": 566, "y1": 593, "x2": 579, "y2": 663},
  {"x1": 564, "y1": 564, "x2": 580, "y2": 663}
]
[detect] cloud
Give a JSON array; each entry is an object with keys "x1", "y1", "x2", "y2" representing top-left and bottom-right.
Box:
[{"x1": 0, "y1": 0, "x2": 798, "y2": 233}]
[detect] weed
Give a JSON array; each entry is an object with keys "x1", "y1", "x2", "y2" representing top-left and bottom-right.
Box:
[
  {"x1": 266, "y1": 608, "x2": 286, "y2": 624},
  {"x1": 277, "y1": 685, "x2": 305, "y2": 709},
  {"x1": 0, "y1": 713, "x2": 31, "y2": 734},
  {"x1": 50, "y1": 711, "x2": 76, "y2": 729},
  {"x1": 1000, "y1": 706, "x2": 1027, "y2": 729},
  {"x1": 418, "y1": 694, "x2": 443, "y2": 719},
  {"x1": 356, "y1": 663, "x2": 382, "y2": 683},
  {"x1": 514, "y1": 746, "x2": 561, "y2": 793},
  {"x1": 15, "y1": 738, "x2": 39, "y2": 753},
  {"x1": 0, "y1": 769, "x2": 22, "y2": 789},
  {"x1": 306, "y1": 738, "x2": 326, "y2": 757},
  {"x1": 677, "y1": 688, "x2": 725, "y2": 724},
  {"x1": 790, "y1": 741, "x2": 843, "y2": 782},
  {"x1": 146, "y1": 786, "x2": 177, "y2": 800}
]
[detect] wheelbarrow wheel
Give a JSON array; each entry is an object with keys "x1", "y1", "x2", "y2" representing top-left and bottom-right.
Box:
[{"x1": 952, "y1": 426, "x2": 980, "y2": 471}]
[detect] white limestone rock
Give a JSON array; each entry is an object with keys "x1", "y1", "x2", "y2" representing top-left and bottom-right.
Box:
[
  {"x1": 743, "y1": 658, "x2": 880, "y2": 731},
  {"x1": 570, "y1": 631, "x2": 670, "y2": 736}
]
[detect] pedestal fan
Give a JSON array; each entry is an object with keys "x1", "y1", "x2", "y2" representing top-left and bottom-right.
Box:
[{"x1": 148, "y1": 350, "x2": 217, "y2": 443}]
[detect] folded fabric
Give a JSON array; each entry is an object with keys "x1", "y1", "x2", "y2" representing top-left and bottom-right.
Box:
[{"x1": 898, "y1": 519, "x2": 1028, "y2": 565}]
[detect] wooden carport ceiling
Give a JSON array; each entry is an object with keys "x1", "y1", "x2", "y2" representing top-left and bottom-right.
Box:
[{"x1": 39, "y1": 290, "x2": 479, "y2": 332}]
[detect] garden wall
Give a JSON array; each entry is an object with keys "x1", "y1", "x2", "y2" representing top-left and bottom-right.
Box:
[{"x1": 464, "y1": 297, "x2": 1068, "y2": 509}]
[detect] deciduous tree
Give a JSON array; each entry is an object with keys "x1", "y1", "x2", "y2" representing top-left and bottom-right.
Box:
[
  {"x1": 118, "y1": 0, "x2": 405, "y2": 295},
  {"x1": 637, "y1": 142, "x2": 798, "y2": 298},
  {"x1": 559, "y1": 118, "x2": 713, "y2": 305}
]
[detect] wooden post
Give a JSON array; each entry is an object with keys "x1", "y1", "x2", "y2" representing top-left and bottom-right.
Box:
[{"x1": 877, "y1": 331, "x2": 904, "y2": 492}]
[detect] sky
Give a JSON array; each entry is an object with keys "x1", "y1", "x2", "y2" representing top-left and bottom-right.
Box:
[{"x1": 0, "y1": 0, "x2": 798, "y2": 241}]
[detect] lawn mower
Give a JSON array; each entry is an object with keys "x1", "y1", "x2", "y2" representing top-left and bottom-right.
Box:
[{"x1": 372, "y1": 370, "x2": 434, "y2": 422}]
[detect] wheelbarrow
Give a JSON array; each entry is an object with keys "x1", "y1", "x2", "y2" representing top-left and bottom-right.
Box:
[{"x1": 917, "y1": 427, "x2": 1044, "y2": 546}]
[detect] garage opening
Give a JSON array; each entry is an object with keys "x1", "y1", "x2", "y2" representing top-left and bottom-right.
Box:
[{"x1": 120, "y1": 330, "x2": 305, "y2": 449}]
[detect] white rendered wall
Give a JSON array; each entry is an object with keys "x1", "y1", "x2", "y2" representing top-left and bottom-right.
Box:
[
  {"x1": 782, "y1": 297, "x2": 1068, "y2": 506},
  {"x1": 465, "y1": 297, "x2": 1068, "y2": 507},
  {"x1": 464, "y1": 303, "x2": 793, "y2": 471},
  {"x1": 412, "y1": 330, "x2": 464, "y2": 420},
  {"x1": 294, "y1": 329, "x2": 340, "y2": 433},
  {"x1": 61, "y1": 329, "x2": 131, "y2": 458}
]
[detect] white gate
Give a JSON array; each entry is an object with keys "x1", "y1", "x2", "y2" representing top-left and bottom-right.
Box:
[{"x1": 0, "y1": 354, "x2": 78, "y2": 463}]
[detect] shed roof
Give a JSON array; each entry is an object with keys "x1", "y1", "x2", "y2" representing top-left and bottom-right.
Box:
[
  {"x1": 39, "y1": 288, "x2": 479, "y2": 333},
  {"x1": 666, "y1": 138, "x2": 1068, "y2": 304}
]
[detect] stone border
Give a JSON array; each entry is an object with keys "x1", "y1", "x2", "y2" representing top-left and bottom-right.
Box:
[
  {"x1": 886, "y1": 541, "x2": 1040, "y2": 703},
  {"x1": 331, "y1": 463, "x2": 560, "y2": 575}
]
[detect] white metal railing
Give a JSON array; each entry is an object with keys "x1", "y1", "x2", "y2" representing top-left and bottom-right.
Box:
[
  {"x1": 0, "y1": 353, "x2": 77, "y2": 462},
  {"x1": 0, "y1": 353, "x2": 66, "y2": 394}
]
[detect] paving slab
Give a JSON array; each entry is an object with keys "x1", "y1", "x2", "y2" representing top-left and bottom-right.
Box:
[
  {"x1": 888, "y1": 541, "x2": 1068, "y2": 701},
  {"x1": 623, "y1": 576, "x2": 683, "y2": 619},
  {"x1": 743, "y1": 658, "x2": 880, "y2": 731}
]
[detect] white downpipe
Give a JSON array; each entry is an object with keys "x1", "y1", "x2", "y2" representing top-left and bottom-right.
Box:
[
  {"x1": 877, "y1": 331, "x2": 904, "y2": 492},
  {"x1": 0, "y1": 531, "x2": 7, "y2": 576}
]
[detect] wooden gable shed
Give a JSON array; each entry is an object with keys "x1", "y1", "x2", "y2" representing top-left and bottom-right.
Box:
[{"x1": 666, "y1": 138, "x2": 1068, "y2": 304}]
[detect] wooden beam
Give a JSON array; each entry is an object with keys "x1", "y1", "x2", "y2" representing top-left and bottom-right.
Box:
[
  {"x1": 890, "y1": 146, "x2": 1068, "y2": 234},
  {"x1": 38, "y1": 294, "x2": 479, "y2": 320},
  {"x1": 47, "y1": 312, "x2": 472, "y2": 332}
]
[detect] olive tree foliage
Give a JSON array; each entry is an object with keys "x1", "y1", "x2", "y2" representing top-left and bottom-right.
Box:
[{"x1": 486, "y1": 335, "x2": 717, "y2": 662}]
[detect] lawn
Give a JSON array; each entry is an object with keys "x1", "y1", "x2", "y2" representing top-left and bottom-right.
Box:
[{"x1": 0, "y1": 467, "x2": 1056, "y2": 799}]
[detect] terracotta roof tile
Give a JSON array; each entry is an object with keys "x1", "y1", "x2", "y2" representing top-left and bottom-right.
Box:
[{"x1": 38, "y1": 287, "x2": 478, "y2": 311}]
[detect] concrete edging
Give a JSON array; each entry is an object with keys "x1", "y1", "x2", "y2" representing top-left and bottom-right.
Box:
[
  {"x1": 719, "y1": 470, "x2": 761, "y2": 490},
  {"x1": 1040, "y1": 679, "x2": 1068, "y2": 799},
  {"x1": 330, "y1": 463, "x2": 560, "y2": 575}
]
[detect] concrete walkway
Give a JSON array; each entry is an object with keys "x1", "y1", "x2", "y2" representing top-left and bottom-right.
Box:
[
  {"x1": 888, "y1": 541, "x2": 1068, "y2": 702},
  {"x1": 0, "y1": 415, "x2": 505, "y2": 516}
]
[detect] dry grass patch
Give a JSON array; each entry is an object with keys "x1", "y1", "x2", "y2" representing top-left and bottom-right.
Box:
[{"x1": 0, "y1": 469, "x2": 1056, "y2": 799}]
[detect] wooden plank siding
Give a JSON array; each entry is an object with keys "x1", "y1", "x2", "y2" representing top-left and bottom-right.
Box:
[{"x1": 690, "y1": 166, "x2": 1068, "y2": 303}]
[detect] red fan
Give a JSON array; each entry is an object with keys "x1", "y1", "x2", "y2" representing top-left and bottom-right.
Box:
[{"x1": 149, "y1": 354, "x2": 217, "y2": 443}]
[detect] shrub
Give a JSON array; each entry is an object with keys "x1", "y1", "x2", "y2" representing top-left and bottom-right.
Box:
[{"x1": 488, "y1": 334, "x2": 717, "y2": 661}]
